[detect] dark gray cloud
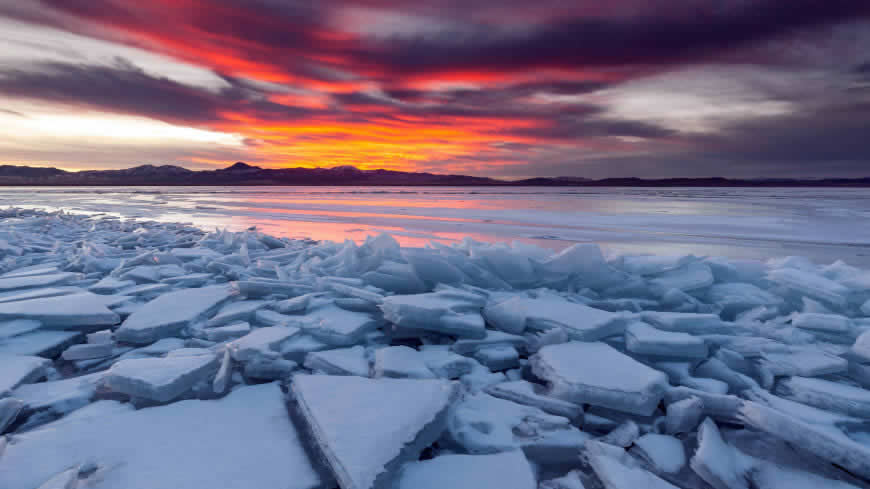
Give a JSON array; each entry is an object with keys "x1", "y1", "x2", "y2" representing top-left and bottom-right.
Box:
[{"x1": 0, "y1": 58, "x2": 318, "y2": 124}]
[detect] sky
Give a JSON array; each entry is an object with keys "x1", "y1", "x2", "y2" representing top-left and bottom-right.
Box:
[{"x1": 0, "y1": 1, "x2": 868, "y2": 179}]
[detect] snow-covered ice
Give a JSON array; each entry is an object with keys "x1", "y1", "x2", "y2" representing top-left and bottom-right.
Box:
[
  {"x1": 103, "y1": 352, "x2": 219, "y2": 402},
  {"x1": 0, "y1": 383, "x2": 323, "y2": 489},
  {"x1": 0, "y1": 293, "x2": 122, "y2": 329},
  {"x1": 0, "y1": 207, "x2": 868, "y2": 489},
  {"x1": 624, "y1": 322, "x2": 708, "y2": 359},
  {"x1": 304, "y1": 345, "x2": 370, "y2": 376},
  {"x1": 1, "y1": 353, "x2": 50, "y2": 395},
  {"x1": 393, "y1": 450, "x2": 536, "y2": 489},
  {"x1": 484, "y1": 379, "x2": 584, "y2": 419},
  {"x1": 291, "y1": 374, "x2": 457, "y2": 489},
  {"x1": 531, "y1": 342, "x2": 669, "y2": 415},
  {"x1": 115, "y1": 285, "x2": 235, "y2": 344}
]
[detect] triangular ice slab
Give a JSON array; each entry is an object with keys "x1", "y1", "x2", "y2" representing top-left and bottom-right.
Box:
[
  {"x1": 115, "y1": 285, "x2": 235, "y2": 344},
  {"x1": 292, "y1": 374, "x2": 457, "y2": 489}
]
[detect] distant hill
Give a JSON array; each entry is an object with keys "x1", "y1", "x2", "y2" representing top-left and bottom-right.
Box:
[{"x1": 0, "y1": 162, "x2": 867, "y2": 187}]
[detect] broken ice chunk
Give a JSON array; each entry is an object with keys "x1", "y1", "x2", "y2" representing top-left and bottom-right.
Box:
[
  {"x1": 0, "y1": 353, "x2": 50, "y2": 395},
  {"x1": 665, "y1": 396, "x2": 704, "y2": 434},
  {"x1": 447, "y1": 392, "x2": 585, "y2": 458},
  {"x1": 298, "y1": 303, "x2": 377, "y2": 347},
  {"x1": 483, "y1": 296, "x2": 527, "y2": 334},
  {"x1": 393, "y1": 451, "x2": 536, "y2": 489},
  {"x1": 484, "y1": 380, "x2": 583, "y2": 420},
  {"x1": 792, "y1": 312, "x2": 853, "y2": 333},
  {"x1": 373, "y1": 346, "x2": 435, "y2": 379},
  {"x1": 228, "y1": 326, "x2": 299, "y2": 362},
  {"x1": 539, "y1": 470, "x2": 586, "y2": 489},
  {"x1": 624, "y1": 322, "x2": 708, "y2": 359},
  {"x1": 694, "y1": 358, "x2": 758, "y2": 392},
  {"x1": 120, "y1": 265, "x2": 161, "y2": 283},
  {"x1": 523, "y1": 297, "x2": 626, "y2": 341},
  {"x1": 88, "y1": 276, "x2": 135, "y2": 294},
  {"x1": 291, "y1": 374, "x2": 457, "y2": 489},
  {"x1": 632, "y1": 434, "x2": 685, "y2": 474},
  {"x1": 598, "y1": 420, "x2": 640, "y2": 447},
  {"x1": 203, "y1": 321, "x2": 251, "y2": 342},
  {"x1": 169, "y1": 247, "x2": 222, "y2": 261},
  {"x1": 11, "y1": 372, "x2": 104, "y2": 419},
  {"x1": 381, "y1": 291, "x2": 486, "y2": 339},
  {"x1": 649, "y1": 261, "x2": 714, "y2": 292},
  {"x1": 767, "y1": 267, "x2": 848, "y2": 307},
  {"x1": 0, "y1": 383, "x2": 323, "y2": 489},
  {"x1": 205, "y1": 300, "x2": 268, "y2": 327},
  {"x1": 474, "y1": 345, "x2": 519, "y2": 370},
  {"x1": 665, "y1": 387, "x2": 743, "y2": 424},
  {"x1": 759, "y1": 348, "x2": 847, "y2": 377},
  {"x1": 739, "y1": 401, "x2": 870, "y2": 480},
  {"x1": 115, "y1": 285, "x2": 236, "y2": 344},
  {"x1": 304, "y1": 345, "x2": 369, "y2": 377},
  {"x1": 0, "y1": 398, "x2": 24, "y2": 434},
  {"x1": 61, "y1": 342, "x2": 114, "y2": 361},
  {"x1": 0, "y1": 272, "x2": 79, "y2": 292},
  {"x1": 0, "y1": 330, "x2": 81, "y2": 357},
  {"x1": 160, "y1": 272, "x2": 213, "y2": 287},
  {"x1": 853, "y1": 329, "x2": 870, "y2": 362},
  {"x1": 254, "y1": 309, "x2": 304, "y2": 327},
  {"x1": 243, "y1": 356, "x2": 297, "y2": 381},
  {"x1": 706, "y1": 282, "x2": 781, "y2": 316},
  {"x1": 280, "y1": 334, "x2": 330, "y2": 363},
  {"x1": 775, "y1": 376, "x2": 870, "y2": 418},
  {"x1": 419, "y1": 346, "x2": 476, "y2": 379},
  {"x1": 212, "y1": 349, "x2": 231, "y2": 394},
  {"x1": 274, "y1": 293, "x2": 315, "y2": 314},
  {"x1": 585, "y1": 440, "x2": 680, "y2": 489},
  {"x1": 0, "y1": 319, "x2": 41, "y2": 339},
  {"x1": 531, "y1": 342, "x2": 668, "y2": 415},
  {"x1": 536, "y1": 243, "x2": 624, "y2": 289},
  {"x1": 104, "y1": 352, "x2": 219, "y2": 402},
  {"x1": 619, "y1": 254, "x2": 696, "y2": 276},
  {"x1": 86, "y1": 330, "x2": 113, "y2": 344},
  {"x1": 690, "y1": 418, "x2": 753, "y2": 489},
  {"x1": 460, "y1": 362, "x2": 506, "y2": 393},
  {"x1": 0, "y1": 293, "x2": 121, "y2": 329},
  {"x1": 641, "y1": 312, "x2": 726, "y2": 334},
  {"x1": 118, "y1": 282, "x2": 171, "y2": 297},
  {"x1": 451, "y1": 330, "x2": 527, "y2": 355}
]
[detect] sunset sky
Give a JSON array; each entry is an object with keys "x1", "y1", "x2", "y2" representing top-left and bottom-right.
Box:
[{"x1": 0, "y1": 1, "x2": 868, "y2": 178}]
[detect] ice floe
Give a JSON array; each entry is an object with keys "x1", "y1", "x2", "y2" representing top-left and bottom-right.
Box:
[{"x1": 0, "y1": 209, "x2": 869, "y2": 488}]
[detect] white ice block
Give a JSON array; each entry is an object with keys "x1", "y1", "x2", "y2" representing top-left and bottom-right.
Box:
[
  {"x1": 116, "y1": 285, "x2": 235, "y2": 344},
  {"x1": 291, "y1": 374, "x2": 457, "y2": 489},
  {"x1": 0, "y1": 383, "x2": 323, "y2": 489},
  {"x1": 394, "y1": 451, "x2": 536, "y2": 489},
  {"x1": 531, "y1": 342, "x2": 668, "y2": 415},
  {"x1": 104, "y1": 352, "x2": 219, "y2": 402}
]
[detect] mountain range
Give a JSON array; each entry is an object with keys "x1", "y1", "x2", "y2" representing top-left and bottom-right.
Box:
[{"x1": 0, "y1": 162, "x2": 867, "y2": 186}]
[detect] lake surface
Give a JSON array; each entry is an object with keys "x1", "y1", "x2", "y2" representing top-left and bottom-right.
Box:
[{"x1": 3, "y1": 186, "x2": 870, "y2": 265}]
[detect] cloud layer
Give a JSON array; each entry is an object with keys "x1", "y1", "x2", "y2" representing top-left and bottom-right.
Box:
[{"x1": 0, "y1": 0, "x2": 868, "y2": 177}]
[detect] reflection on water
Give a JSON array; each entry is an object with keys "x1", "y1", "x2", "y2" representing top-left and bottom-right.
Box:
[{"x1": 2, "y1": 186, "x2": 870, "y2": 265}]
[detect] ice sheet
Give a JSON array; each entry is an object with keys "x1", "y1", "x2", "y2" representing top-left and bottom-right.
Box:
[{"x1": 0, "y1": 383, "x2": 323, "y2": 489}]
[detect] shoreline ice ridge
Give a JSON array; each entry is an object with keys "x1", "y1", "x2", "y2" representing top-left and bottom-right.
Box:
[{"x1": 0, "y1": 207, "x2": 869, "y2": 489}]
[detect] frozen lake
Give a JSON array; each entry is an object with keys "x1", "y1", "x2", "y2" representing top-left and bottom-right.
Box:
[{"x1": 2, "y1": 186, "x2": 869, "y2": 265}]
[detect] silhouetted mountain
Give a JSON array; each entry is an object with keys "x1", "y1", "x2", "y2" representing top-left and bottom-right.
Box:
[
  {"x1": 0, "y1": 163, "x2": 866, "y2": 186},
  {"x1": 0, "y1": 165, "x2": 66, "y2": 178}
]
